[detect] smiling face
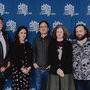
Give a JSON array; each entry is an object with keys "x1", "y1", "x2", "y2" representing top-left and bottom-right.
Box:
[
  {"x1": 18, "y1": 29, "x2": 27, "y2": 42},
  {"x1": 75, "y1": 26, "x2": 87, "y2": 40}
]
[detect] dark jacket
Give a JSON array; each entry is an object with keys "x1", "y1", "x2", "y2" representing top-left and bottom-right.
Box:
[
  {"x1": 10, "y1": 42, "x2": 33, "y2": 69},
  {"x1": 33, "y1": 35, "x2": 51, "y2": 68},
  {"x1": 48, "y1": 39, "x2": 73, "y2": 74},
  {"x1": 0, "y1": 31, "x2": 10, "y2": 67}
]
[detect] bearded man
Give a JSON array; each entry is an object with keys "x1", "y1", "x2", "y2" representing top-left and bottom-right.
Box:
[{"x1": 73, "y1": 24, "x2": 90, "y2": 90}]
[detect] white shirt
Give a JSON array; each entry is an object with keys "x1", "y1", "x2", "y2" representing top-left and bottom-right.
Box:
[{"x1": 0, "y1": 31, "x2": 6, "y2": 59}]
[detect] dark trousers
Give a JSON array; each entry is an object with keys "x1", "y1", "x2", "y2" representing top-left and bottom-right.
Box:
[
  {"x1": 74, "y1": 79, "x2": 90, "y2": 90},
  {"x1": 0, "y1": 73, "x2": 5, "y2": 90},
  {"x1": 34, "y1": 68, "x2": 49, "y2": 90}
]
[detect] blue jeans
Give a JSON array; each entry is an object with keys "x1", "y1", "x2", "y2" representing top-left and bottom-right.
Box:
[
  {"x1": 74, "y1": 79, "x2": 90, "y2": 90},
  {"x1": 34, "y1": 68, "x2": 49, "y2": 90}
]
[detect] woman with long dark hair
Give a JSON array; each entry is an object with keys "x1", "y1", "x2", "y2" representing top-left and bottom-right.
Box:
[{"x1": 10, "y1": 26, "x2": 33, "y2": 90}]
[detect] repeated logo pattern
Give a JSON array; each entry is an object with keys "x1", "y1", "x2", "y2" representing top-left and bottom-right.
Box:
[
  {"x1": 0, "y1": 3, "x2": 9, "y2": 15},
  {"x1": 0, "y1": 1, "x2": 89, "y2": 35},
  {"x1": 17, "y1": 3, "x2": 32, "y2": 16},
  {"x1": 6, "y1": 20, "x2": 16, "y2": 32},
  {"x1": 64, "y1": 4, "x2": 78, "y2": 16},
  {"x1": 40, "y1": 3, "x2": 56, "y2": 16},
  {"x1": 29, "y1": 20, "x2": 39, "y2": 33},
  {"x1": 52, "y1": 21, "x2": 63, "y2": 29}
]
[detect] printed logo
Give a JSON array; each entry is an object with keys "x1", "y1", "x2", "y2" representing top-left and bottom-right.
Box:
[
  {"x1": 6, "y1": 20, "x2": 16, "y2": 32},
  {"x1": 0, "y1": 3, "x2": 9, "y2": 15},
  {"x1": 29, "y1": 20, "x2": 39, "y2": 33},
  {"x1": 52, "y1": 21, "x2": 63, "y2": 28},
  {"x1": 40, "y1": 3, "x2": 56, "y2": 16},
  {"x1": 64, "y1": 4, "x2": 78, "y2": 16},
  {"x1": 57, "y1": 47, "x2": 63, "y2": 61},
  {"x1": 87, "y1": 5, "x2": 90, "y2": 15},
  {"x1": 76, "y1": 21, "x2": 86, "y2": 26},
  {"x1": 17, "y1": 3, "x2": 32, "y2": 16}
]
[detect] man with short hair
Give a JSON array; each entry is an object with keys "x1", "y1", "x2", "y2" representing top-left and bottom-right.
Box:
[
  {"x1": 33, "y1": 20, "x2": 51, "y2": 90},
  {"x1": 0, "y1": 17, "x2": 10, "y2": 89}
]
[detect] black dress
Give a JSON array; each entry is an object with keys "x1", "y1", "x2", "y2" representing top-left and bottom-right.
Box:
[{"x1": 11, "y1": 42, "x2": 33, "y2": 90}]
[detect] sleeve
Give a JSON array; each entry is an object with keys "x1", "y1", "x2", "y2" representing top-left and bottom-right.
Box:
[
  {"x1": 67, "y1": 42, "x2": 73, "y2": 72},
  {"x1": 65, "y1": 41, "x2": 73, "y2": 73},
  {"x1": 3, "y1": 32, "x2": 11, "y2": 67},
  {"x1": 48, "y1": 40, "x2": 58, "y2": 74},
  {"x1": 27, "y1": 43, "x2": 33, "y2": 67},
  {"x1": 33, "y1": 39, "x2": 37, "y2": 63},
  {"x1": 9, "y1": 42, "x2": 15, "y2": 65},
  {"x1": 10, "y1": 43, "x2": 22, "y2": 69}
]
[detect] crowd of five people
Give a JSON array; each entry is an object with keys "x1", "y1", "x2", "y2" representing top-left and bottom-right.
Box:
[{"x1": 0, "y1": 17, "x2": 90, "y2": 90}]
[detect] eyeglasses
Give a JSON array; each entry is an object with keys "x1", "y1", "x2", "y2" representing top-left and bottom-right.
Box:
[{"x1": 39, "y1": 26, "x2": 48, "y2": 28}]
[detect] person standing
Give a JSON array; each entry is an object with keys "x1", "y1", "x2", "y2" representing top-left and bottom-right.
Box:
[
  {"x1": 48, "y1": 25, "x2": 75, "y2": 90},
  {"x1": 10, "y1": 26, "x2": 33, "y2": 90},
  {"x1": 33, "y1": 20, "x2": 51, "y2": 90},
  {"x1": 73, "y1": 24, "x2": 90, "y2": 90},
  {"x1": 0, "y1": 17, "x2": 10, "y2": 90}
]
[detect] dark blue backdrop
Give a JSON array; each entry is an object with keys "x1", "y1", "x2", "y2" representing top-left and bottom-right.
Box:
[
  {"x1": 0, "y1": 0, "x2": 90, "y2": 89},
  {"x1": 0, "y1": 0, "x2": 90, "y2": 44}
]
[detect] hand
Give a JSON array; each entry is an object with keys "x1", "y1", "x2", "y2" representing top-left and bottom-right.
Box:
[
  {"x1": 21, "y1": 67, "x2": 28, "y2": 74},
  {"x1": 33, "y1": 63, "x2": 39, "y2": 69},
  {"x1": 25, "y1": 67, "x2": 31, "y2": 73},
  {"x1": 7, "y1": 61, "x2": 10, "y2": 68},
  {"x1": 46, "y1": 65, "x2": 51, "y2": 69},
  {"x1": 0, "y1": 67, "x2": 6, "y2": 72},
  {"x1": 57, "y1": 68, "x2": 64, "y2": 78},
  {"x1": 21, "y1": 66, "x2": 32, "y2": 74}
]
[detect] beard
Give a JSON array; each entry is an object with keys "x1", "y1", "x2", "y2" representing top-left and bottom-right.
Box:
[{"x1": 76, "y1": 34, "x2": 87, "y2": 41}]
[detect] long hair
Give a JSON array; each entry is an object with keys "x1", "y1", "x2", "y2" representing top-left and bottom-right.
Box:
[
  {"x1": 52, "y1": 25, "x2": 69, "y2": 40},
  {"x1": 14, "y1": 26, "x2": 28, "y2": 44}
]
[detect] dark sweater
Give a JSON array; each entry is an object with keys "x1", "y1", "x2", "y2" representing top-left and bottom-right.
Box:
[
  {"x1": 33, "y1": 35, "x2": 51, "y2": 68},
  {"x1": 48, "y1": 39, "x2": 73, "y2": 74}
]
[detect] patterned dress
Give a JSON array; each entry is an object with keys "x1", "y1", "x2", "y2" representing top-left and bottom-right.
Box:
[{"x1": 11, "y1": 42, "x2": 33, "y2": 90}]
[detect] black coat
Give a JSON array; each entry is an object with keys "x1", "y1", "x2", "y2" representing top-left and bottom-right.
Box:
[
  {"x1": 0, "y1": 32, "x2": 10, "y2": 67},
  {"x1": 10, "y1": 42, "x2": 33, "y2": 69},
  {"x1": 48, "y1": 39, "x2": 73, "y2": 74}
]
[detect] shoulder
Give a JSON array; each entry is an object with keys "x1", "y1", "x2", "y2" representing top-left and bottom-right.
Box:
[
  {"x1": 2, "y1": 31, "x2": 8, "y2": 36},
  {"x1": 35, "y1": 36, "x2": 40, "y2": 43},
  {"x1": 72, "y1": 39, "x2": 77, "y2": 45},
  {"x1": 25, "y1": 41, "x2": 31, "y2": 45},
  {"x1": 25, "y1": 42, "x2": 32, "y2": 49},
  {"x1": 62, "y1": 40, "x2": 72, "y2": 52},
  {"x1": 87, "y1": 37, "x2": 90, "y2": 42},
  {"x1": 49, "y1": 39, "x2": 57, "y2": 49},
  {"x1": 64, "y1": 39, "x2": 72, "y2": 46}
]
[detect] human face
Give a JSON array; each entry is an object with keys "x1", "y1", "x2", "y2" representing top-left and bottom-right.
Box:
[
  {"x1": 18, "y1": 29, "x2": 27, "y2": 42},
  {"x1": 56, "y1": 28, "x2": 64, "y2": 40},
  {"x1": 75, "y1": 26, "x2": 87, "y2": 40},
  {"x1": 0, "y1": 19, "x2": 3, "y2": 31},
  {"x1": 39, "y1": 22, "x2": 48, "y2": 35}
]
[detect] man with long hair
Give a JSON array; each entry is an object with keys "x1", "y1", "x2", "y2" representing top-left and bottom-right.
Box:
[{"x1": 73, "y1": 24, "x2": 90, "y2": 90}]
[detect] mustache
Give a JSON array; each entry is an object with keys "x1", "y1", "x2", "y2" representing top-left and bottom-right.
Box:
[{"x1": 76, "y1": 34, "x2": 87, "y2": 40}]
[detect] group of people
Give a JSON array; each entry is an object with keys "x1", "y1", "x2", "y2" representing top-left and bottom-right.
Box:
[{"x1": 0, "y1": 16, "x2": 90, "y2": 90}]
